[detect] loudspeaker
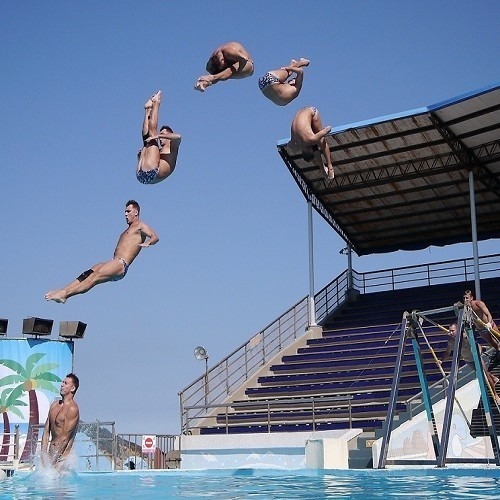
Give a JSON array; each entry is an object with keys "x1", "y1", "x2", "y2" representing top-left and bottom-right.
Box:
[
  {"x1": 59, "y1": 321, "x2": 87, "y2": 339},
  {"x1": 0, "y1": 318, "x2": 8, "y2": 335},
  {"x1": 22, "y1": 317, "x2": 53, "y2": 336}
]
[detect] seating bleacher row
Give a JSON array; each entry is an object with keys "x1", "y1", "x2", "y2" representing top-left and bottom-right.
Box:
[{"x1": 199, "y1": 277, "x2": 500, "y2": 435}]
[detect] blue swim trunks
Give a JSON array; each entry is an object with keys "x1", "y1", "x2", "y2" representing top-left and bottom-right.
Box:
[
  {"x1": 258, "y1": 72, "x2": 280, "y2": 91},
  {"x1": 137, "y1": 166, "x2": 160, "y2": 184},
  {"x1": 111, "y1": 258, "x2": 129, "y2": 282}
]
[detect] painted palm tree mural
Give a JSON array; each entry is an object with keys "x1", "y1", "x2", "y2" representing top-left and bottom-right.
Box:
[
  {"x1": 0, "y1": 353, "x2": 61, "y2": 462},
  {"x1": 0, "y1": 386, "x2": 26, "y2": 460}
]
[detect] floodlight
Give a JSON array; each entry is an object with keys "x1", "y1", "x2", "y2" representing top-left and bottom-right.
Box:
[
  {"x1": 59, "y1": 321, "x2": 87, "y2": 339},
  {"x1": 22, "y1": 317, "x2": 53, "y2": 336}
]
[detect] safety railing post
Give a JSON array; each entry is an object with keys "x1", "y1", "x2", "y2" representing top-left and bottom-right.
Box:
[
  {"x1": 14, "y1": 425, "x2": 19, "y2": 461},
  {"x1": 267, "y1": 402, "x2": 271, "y2": 433},
  {"x1": 312, "y1": 399, "x2": 316, "y2": 432}
]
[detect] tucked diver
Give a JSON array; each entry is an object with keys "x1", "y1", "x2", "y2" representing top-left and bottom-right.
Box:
[
  {"x1": 194, "y1": 41, "x2": 254, "y2": 92},
  {"x1": 290, "y1": 106, "x2": 334, "y2": 180},
  {"x1": 45, "y1": 200, "x2": 158, "y2": 303},
  {"x1": 258, "y1": 58, "x2": 310, "y2": 106},
  {"x1": 137, "y1": 90, "x2": 181, "y2": 185}
]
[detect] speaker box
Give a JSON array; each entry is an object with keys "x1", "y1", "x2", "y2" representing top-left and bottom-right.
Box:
[
  {"x1": 59, "y1": 321, "x2": 87, "y2": 339},
  {"x1": 0, "y1": 318, "x2": 8, "y2": 335},
  {"x1": 22, "y1": 317, "x2": 53, "y2": 336}
]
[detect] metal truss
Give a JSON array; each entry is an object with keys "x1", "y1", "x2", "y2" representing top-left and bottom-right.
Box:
[
  {"x1": 377, "y1": 303, "x2": 500, "y2": 468},
  {"x1": 430, "y1": 114, "x2": 500, "y2": 196},
  {"x1": 278, "y1": 148, "x2": 354, "y2": 249},
  {"x1": 317, "y1": 139, "x2": 500, "y2": 193}
]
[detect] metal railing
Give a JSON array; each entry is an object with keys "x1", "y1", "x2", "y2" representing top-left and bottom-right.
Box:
[
  {"x1": 353, "y1": 253, "x2": 500, "y2": 294},
  {"x1": 77, "y1": 421, "x2": 116, "y2": 470},
  {"x1": 0, "y1": 425, "x2": 20, "y2": 473},
  {"x1": 179, "y1": 253, "x2": 500, "y2": 434},
  {"x1": 6, "y1": 422, "x2": 180, "y2": 470},
  {"x1": 179, "y1": 270, "x2": 352, "y2": 433},
  {"x1": 183, "y1": 396, "x2": 354, "y2": 434},
  {"x1": 18, "y1": 421, "x2": 116, "y2": 470},
  {"x1": 115, "y1": 434, "x2": 180, "y2": 469}
]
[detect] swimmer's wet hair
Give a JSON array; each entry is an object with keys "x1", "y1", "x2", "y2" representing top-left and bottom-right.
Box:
[{"x1": 160, "y1": 125, "x2": 173, "y2": 133}]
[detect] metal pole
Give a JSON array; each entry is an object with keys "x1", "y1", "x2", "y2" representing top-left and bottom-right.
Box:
[
  {"x1": 204, "y1": 358, "x2": 209, "y2": 406},
  {"x1": 465, "y1": 325, "x2": 500, "y2": 464},
  {"x1": 307, "y1": 200, "x2": 317, "y2": 326},
  {"x1": 468, "y1": 171, "x2": 481, "y2": 299},
  {"x1": 96, "y1": 422, "x2": 100, "y2": 469},
  {"x1": 14, "y1": 425, "x2": 19, "y2": 461},
  {"x1": 377, "y1": 316, "x2": 408, "y2": 468},
  {"x1": 347, "y1": 245, "x2": 353, "y2": 290},
  {"x1": 438, "y1": 309, "x2": 465, "y2": 467},
  {"x1": 411, "y1": 333, "x2": 440, "y2": 461}
]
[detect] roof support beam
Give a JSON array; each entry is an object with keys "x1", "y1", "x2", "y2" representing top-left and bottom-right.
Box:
[{"x1": 430, "y1": 113, "x2": 500, "y2": 197}]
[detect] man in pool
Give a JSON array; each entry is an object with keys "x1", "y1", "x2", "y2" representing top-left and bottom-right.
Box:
[
  {"x1": 290, "y1": 106, "x2": 334, "y2": 180},
  {"x1": 258, "y1": 57, "x2": 310, "y2": 106},
  {"x1": 41, "y1": 373, "x2": 80, "y2": 468},
  {"x1": 194, "y1": 41, "x2": 254, "y2": 92},
  {"x1": 137, "y1": 90, "x2": 181, "y2": 185},
  {"x1": 45, "y1": 200, "x2": 159, "y2": 303}
]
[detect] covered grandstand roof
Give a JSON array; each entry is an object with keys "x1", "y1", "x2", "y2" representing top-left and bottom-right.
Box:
[{"x1": 277, "y1": 83, "x2": 500, "y2": 256}]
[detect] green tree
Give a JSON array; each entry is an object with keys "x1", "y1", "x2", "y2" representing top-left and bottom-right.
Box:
[
  {"x1": 0, "y1": 386, "x2": 26, "y2": 460},
  {"x1": 0, "y1": 353, "x2": 61, "y2": 462}
]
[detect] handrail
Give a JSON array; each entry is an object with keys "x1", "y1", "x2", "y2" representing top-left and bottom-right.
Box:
[
  {"x1": 0, "y1": 425, "x2": 20, "y2": 469},
  {"x1": 405, "y1": 353, "x2": 484, "y2": 408},
  {"x1": 184, "y1": 395, "x2": 354, "y2": 411},
  {"x1": 2, "y1": 422, "x2": 180, "y2": 470},
  {"x1": 183, "y1": 396, "x2": 355, "y2": 434},
  {"x1": 354, "y1": 254, "x2": 500, "y2": 294},
  {"x1": 115, "y1": 433, "x2": 179, "y2": 469},
  {"x1": 179, "y1": 270, "x2": 353, "y2": 432},
  {"x1": 179, "y1": 253, "x2": 500, "y2": 433}
]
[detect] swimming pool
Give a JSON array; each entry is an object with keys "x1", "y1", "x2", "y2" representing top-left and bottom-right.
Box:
[{"x1": 2, "y1": 468, "x2": 500, "y2": 498}]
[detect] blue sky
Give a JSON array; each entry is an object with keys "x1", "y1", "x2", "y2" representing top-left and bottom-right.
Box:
[{"x1": 1, "y1": 1, "x2": 499, "y2": 434}]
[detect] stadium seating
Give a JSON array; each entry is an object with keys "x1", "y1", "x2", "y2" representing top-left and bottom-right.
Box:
[{"x1": 199, "y1": 277, "x2": 500, "y2": 435}]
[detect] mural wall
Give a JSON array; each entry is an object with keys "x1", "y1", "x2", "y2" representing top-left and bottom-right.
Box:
[{"x1": 0, "y1": 338, "x2": 74, "y2": 462}]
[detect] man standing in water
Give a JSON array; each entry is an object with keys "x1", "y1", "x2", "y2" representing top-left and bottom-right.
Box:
[
  {"x1": 41, "y1": 373, "x2": 80, "y2": 467},
  {"x1": 45, "y1": 200, "x2": 159, "y2": 303}
]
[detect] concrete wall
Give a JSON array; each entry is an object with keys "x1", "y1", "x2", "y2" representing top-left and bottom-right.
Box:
[{"x1": 181, "y1": 428, "x2": 362, "y2": 470}]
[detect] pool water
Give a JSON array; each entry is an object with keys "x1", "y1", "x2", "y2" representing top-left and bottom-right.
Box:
[{"x1": 2, "y1": 468, "x2": 500, "y2": 498}]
